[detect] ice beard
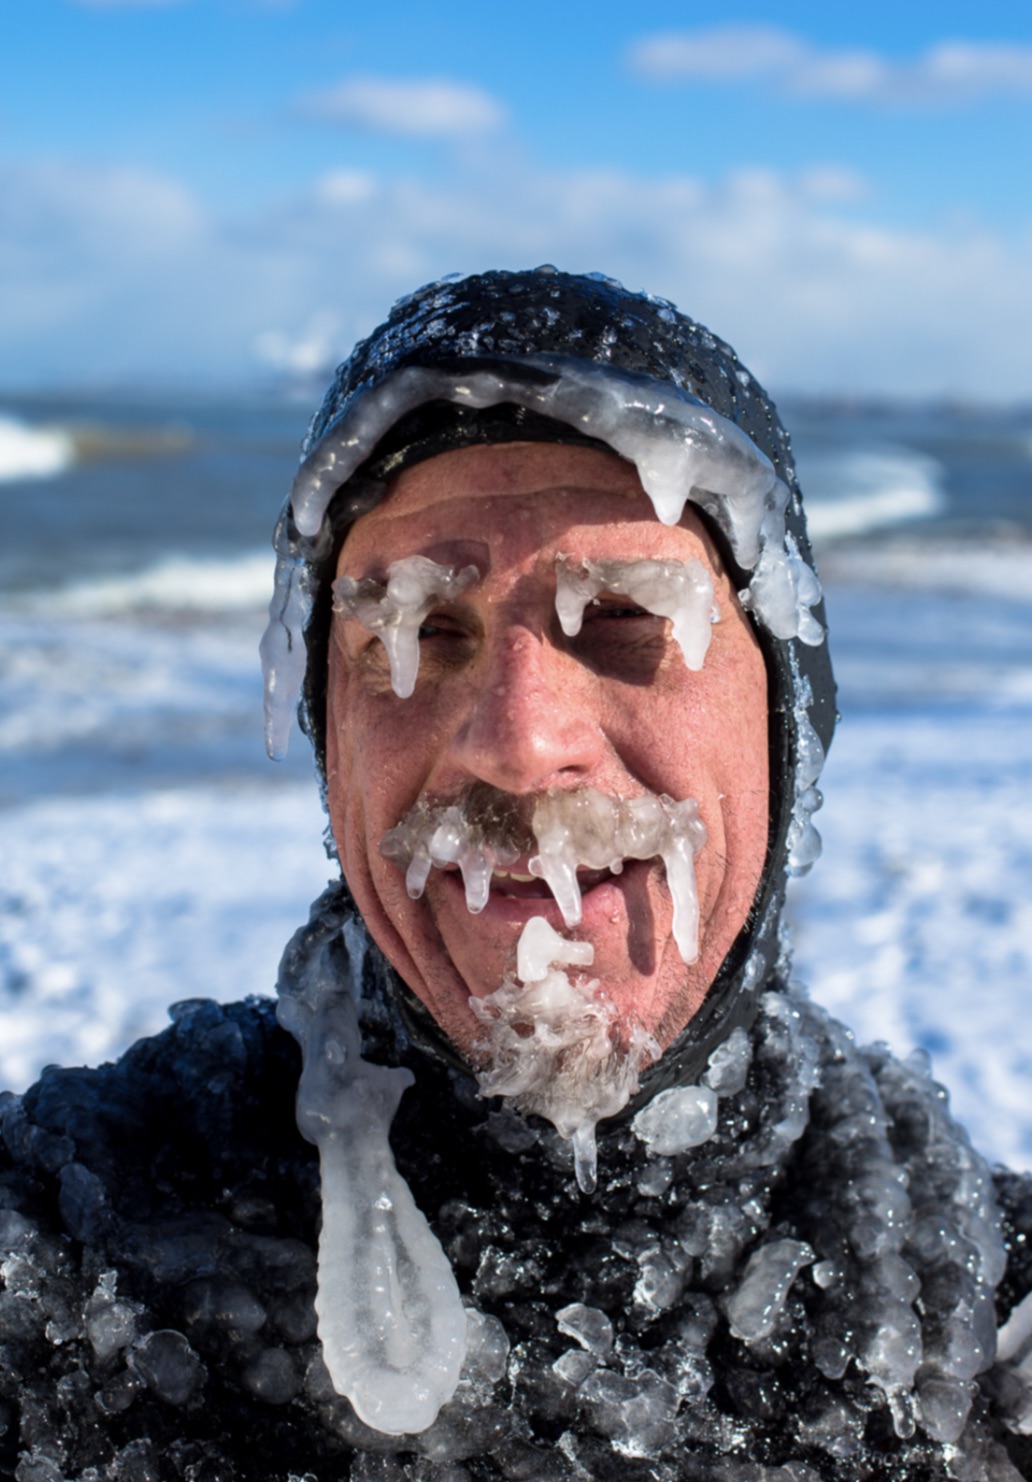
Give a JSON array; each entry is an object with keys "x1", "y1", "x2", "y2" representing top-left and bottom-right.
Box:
[
  {"x1": 381, "y1": 783, "x2": 707, "y2": 1193},
  {"x1": 472, "y1": 917, "x2": 660, "y2": 1194}
]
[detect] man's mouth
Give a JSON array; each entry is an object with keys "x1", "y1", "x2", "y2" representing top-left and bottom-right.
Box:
[
  {"x1": 488, "y1": 864, "x2": 617, "y2": 900},
  {"x1": 381, "y1": 783, "x2": 706, "y2": 965}
]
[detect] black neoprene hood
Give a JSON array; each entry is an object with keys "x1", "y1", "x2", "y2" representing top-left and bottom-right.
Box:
[{"x1": 269, "y1": 265, "x2": 837, "y2": 1087}]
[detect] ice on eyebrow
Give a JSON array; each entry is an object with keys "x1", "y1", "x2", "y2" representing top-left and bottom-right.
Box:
[
  {"x1": 554, "y1": 555, "x2": 716, "y2": 671},
  {"x1": 331, "y1": 555, "x2": 480, "y2": 698}
]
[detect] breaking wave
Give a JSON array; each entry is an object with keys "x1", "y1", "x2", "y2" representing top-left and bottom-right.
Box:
[
  {"x1": 821, "y1": 533, "x2": 1032, "y2": 600},
  {"x1": 0, "y1": 413, "x2": 76, "y2": 482},
  {"x1": 801, "y1": 446, "x2": 944, "y2": 544},
  {"x1": 0, "y1": 409, "x2": 195, "y2": 487},
  {"x1": 28, "y1": 551, "x2": 273, "y2": 618}
]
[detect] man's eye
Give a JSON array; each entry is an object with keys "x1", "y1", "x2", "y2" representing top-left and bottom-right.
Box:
[
  {"x1": 589, "y1": 602, "x2": 652, "y2": 621},
  {"x1": 417, "y1": 618, "x2": 457, "y2": 639}
]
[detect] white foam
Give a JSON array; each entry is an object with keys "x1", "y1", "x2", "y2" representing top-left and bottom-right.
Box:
[
  {"x1": 25, "y1": 552, "x2": 275, "y2": 618},
  {"x1": 0, "y1": 414, "x2": 76, "y2": 483},
  {"x1": 802, "y1": 447, "x2": 944, "y2": 543},
  {"x1": 821, "y1": 535, "x2": 1032, "y2": 600}
]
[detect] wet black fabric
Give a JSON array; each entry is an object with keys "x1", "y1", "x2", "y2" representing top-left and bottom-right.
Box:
[{"x1": 2, "y1": 994, "x2": 1031, "y2": 1481}]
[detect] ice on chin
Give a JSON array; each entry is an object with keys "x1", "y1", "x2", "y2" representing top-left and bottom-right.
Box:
[
  {"x1": 472, "y1": 916, "x2": 658, "y2": 1195},
  {"x1": 554, "y1": 554, "x2": 716, "y2": 671},
  {"x1": 381, "y1": 785, "x2": 707, "y2": 965}
]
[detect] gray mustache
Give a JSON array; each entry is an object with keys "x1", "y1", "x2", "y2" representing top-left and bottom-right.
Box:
[{"x1": 379, "y1": 782, "x2": 706, "y2": 963}]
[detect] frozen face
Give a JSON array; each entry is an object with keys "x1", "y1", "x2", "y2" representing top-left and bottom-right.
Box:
[{"x1": 326, "y1": 443, "x2": 769, "y2": 1063}]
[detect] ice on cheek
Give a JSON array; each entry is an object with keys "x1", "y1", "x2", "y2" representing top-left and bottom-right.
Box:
[
  {"x1": 554, "y1": 555, "x2": 716, "y2": 671},
  {"x1": 332, "y1": 555, "x2": 480, "y2": 698}
]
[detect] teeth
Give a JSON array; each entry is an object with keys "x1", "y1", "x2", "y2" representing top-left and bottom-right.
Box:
[{"x1": 492, "y1": 870, "x2": 536, "y2": 883}]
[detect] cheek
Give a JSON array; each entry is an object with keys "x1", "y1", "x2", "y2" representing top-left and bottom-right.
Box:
[{"x1": 326, "y1": 645, "x2": 438, "y2": 885}]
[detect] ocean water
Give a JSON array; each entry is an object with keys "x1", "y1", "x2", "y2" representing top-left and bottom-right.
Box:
[{"x1": 2, "y1": 389, "x2": 1031, "y2": 1167}]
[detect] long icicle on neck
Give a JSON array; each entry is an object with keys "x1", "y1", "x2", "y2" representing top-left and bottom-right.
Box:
[{"x1": 277, "y1": 924, "x2": 468, "y2": 1434}]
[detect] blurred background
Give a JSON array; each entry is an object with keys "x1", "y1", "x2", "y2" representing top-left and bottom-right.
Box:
[{"x1": 2, "y1": 0, "x2": 1031, "y2": 1166}]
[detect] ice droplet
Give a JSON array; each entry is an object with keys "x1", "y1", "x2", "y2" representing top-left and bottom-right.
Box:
[
  {"x1": 632, "y1": 1084, "x2": 718, "y2": 1156},
  {"x1": 725, "y1": 1238, "x2": 814, "y2": 1343}
]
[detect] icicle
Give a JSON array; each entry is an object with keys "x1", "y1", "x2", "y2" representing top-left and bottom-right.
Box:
[
  {"x1": 277, "y1": 928, "x2": 467, "y2": 1434},
  {"x1": 554, "y1": 554, "x2": 716, "y2": 670},
  {"x1": 332, "y1": 555, "x2": 479, "y2": 698}
]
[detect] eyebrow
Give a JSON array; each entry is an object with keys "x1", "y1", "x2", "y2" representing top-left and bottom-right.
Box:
[
  {"x1": 554, "y1": 554, "x2": 718, "y2": 671},
  {"x1": 331, "y1": 556, "x2": 481, "y2": 696}
]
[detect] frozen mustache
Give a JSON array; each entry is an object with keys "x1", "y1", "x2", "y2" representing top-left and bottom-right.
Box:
[{"x1": 380, "y1": 783, "x2": 707, "y2": 965}]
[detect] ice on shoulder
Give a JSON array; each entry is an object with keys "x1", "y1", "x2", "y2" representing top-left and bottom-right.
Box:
[
  {"x1": 473, "y1": 917, "x2": 658, "y2": 1194},
  {"x1": 277, "y1": 925, "x2": 467, "y2": 1435},
  {"x1": 332, "y1": 555, "x2": 479, "y2": 698},
  {"x1": 554, "y1": 554, "x2": 716, "y2": 671}
]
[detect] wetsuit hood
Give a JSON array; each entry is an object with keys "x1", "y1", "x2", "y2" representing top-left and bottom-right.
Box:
[{"x1": 261, "y1": 266, "x2": 837, "y2": 1089}]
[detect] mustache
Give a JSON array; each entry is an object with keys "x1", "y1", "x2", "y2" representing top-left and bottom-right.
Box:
[
  {"x1": 379, "y1": 782, "x2": 535, "y2": 914},
  {"x1": 379, "y1": 781, "x2": 707, "y2": 963}
]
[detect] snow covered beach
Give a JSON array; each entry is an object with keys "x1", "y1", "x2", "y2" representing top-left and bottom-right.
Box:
[{"x1": 2, "y1": 393, "x2": 1031, "y2": 1168}]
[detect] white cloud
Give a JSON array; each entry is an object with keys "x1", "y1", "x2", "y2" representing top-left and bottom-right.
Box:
[
  {"x1": 630, "y1": 25, "x2": 808, "y2": 82},
  {"x1": 316, "y1": 169, "x2": 377, "y2": 206},
  {"x1": 2, "y1": 154, "x2": 1031, "y2": 399},
  {"x1": 255, "y1": 310, "x2": 342, "y2": 376},
  {"x1": 68, "y1": 0, "x2": 191, "y2": 8},
  {"x1": 628, "y1": 25, "x2": 1032, "y2": 107},
  {"x1": 300, "y1": 76, "x2": 505, "y2": 137}
]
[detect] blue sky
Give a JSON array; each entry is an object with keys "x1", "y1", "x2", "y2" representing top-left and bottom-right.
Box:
[{"x1": 3, "y1": 0, "x2": 1031, "y2": 396}]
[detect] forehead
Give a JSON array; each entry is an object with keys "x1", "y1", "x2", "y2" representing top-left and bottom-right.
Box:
[{"x1": 338, "y1": 442, "x2": 728, "y2": 578}]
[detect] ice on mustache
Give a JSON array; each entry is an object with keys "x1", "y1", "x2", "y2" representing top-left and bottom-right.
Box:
[
  {"x1": 381, "y1": 785, "x2": 707, "y2": 965},
  {"x1": 380, "y1": 798, "x2": 522, "y2": 914}
]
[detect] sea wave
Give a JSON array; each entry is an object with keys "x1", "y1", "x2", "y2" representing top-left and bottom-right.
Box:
[
  {"x1": 821, "y1": 532, "x2": 1032, "y2": 599},
  {"x1": 801, "y1": 446, "x2": 944, "y2": 543},
  {"x1": 0, "y1": 413, "x2": 76, "y2": 482},
  {"x1": 25, "y1": 551, "x2": 274, "y2": 617},
  {"x1": 0, "y1": 409, "x2": 194, "y2": 486}
]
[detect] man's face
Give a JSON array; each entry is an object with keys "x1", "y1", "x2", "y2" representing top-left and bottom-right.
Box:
[{"x1": 325, "y1": 442, "x2": 769, "y2": 1062}]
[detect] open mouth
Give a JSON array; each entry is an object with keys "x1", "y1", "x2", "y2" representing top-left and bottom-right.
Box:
[
  {"x1": 490, "y1": 865, "x2": 617, "y2": 900},
  {"x1": 383, "y1": 784, "x2": 705, "y2": 963}
]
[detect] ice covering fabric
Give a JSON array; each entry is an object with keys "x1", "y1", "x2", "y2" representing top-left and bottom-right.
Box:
[{"x1": 3, "y1": 893, "x2": 1032, "y2": 1479}]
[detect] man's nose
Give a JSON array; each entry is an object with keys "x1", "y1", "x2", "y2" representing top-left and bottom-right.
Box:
[{"x1": 448, "y1": 626, "x2": 605, "y2": 795}]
